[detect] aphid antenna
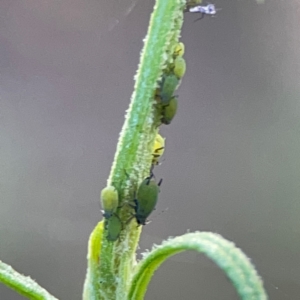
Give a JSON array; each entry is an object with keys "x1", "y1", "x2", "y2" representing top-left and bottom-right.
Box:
[
  {"x1": 150, "y1": 157, "x2": 164, "y2": 173},
  {"x1": 147, "y1": 171, "x2": 162, "y2": 186},
  {"x1": 150, "y1": 164, "x2": 155, "y2": 174},
  {"x1": 125, "y1": 214, "x2": 135, "y2": 225},
  {"x1": 155, "y1": 207, "x2": 169, "y2": 216},
  {"x1": 147, "y1": 207, "x2": 169, "y2": 223},
  {"x1": 157, "y1": 178, "x2": 163, "y2": 187},
  {"x1": 125, "y1": 213, "x2": 145, "y2": 227},
  {"x1": 148, "y1": 170, "x2": 156, "y2": 182},
  {"x1": 153, "y1": 146, "x2": 164, "y2": 153}
]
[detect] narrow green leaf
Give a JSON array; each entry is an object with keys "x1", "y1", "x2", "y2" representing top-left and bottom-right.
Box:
[
  {"x1": 83, "y1": 221, "x2": 104, "y2": 300},
  {"x1": 0, "y1": 260, "x2": 59, "y2": 300},
  {"x1": 128, "y1": 232, "x2": 267, "y2": 300}
]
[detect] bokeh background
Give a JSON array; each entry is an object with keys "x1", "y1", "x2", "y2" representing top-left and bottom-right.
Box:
[{"x1": 1, "y1": 0, "x2": 300, "y2": 299}]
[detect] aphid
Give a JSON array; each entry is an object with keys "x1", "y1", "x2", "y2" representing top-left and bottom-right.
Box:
[
  {"x1": 105, "y1": 213, "x2": 123, "y2": 241},
  {"x1": 188, "y1": 4, "x2": 220, "y2": 21},
  {"x1": 152, "y1": 133, "x2": 165, "y2": 166},
  {"x1": 100, "y1": 185, "x2": 119, "y2": 219},
  {"x1": 173, "y1": 42, "x2": 185, "y2": 58},
  {"x1": 133, "y1": 174, "x2": 163, "y2": 225},
  {"x1": 159, "y1": 74, "x2": 179, "y2": 105},
  {"x1": 161, "y1": 96, "x2": 178, "y2": 125},
  {"x1": 173, "y1": 56, "x2": 186, "y2": 79}
]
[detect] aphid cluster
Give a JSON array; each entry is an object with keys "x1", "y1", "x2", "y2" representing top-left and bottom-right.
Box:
[
  {"x1": 100, "y1": 43, "x2": 187, "y2": 241},
  {"x1": 99, "y1": 5, "x2": 219, "y2": 240},
  {"x1": 100, "y1": 174, "x2": 163, "y2": 241},
  {"x1": 100, "y1": 185, "x2": 123, "y2": 241},
  {"x1": 155, "y1": 42, "x2": 186, "y2": 126}
]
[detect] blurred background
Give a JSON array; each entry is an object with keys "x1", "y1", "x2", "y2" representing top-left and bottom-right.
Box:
[{"x1": 1, "y1": 0, "x2": 300, "y2": 299}]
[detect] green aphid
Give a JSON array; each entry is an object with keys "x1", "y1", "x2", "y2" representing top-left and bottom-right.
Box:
[
  {"x1": 133, "y1": 174, "x2": 163, "y2": 225},
  {"x1": 159, "y1": 74, "x2": 179, "y2": 105},
  {"x1": 105, "y1": 213, "x2": 123, "y2": 241},
  {"x1": 161, "y1": 96, "x2": 178, "y2": 125},
  {"x1": 173, "y1": 42, "x2": 185, "y2": 58},
  {"x1": 100, "y1": 185, "x2": 119, "y2": 219},
  {"x1": 173, "y1": 56, "x2": 186, "y2": 79}
]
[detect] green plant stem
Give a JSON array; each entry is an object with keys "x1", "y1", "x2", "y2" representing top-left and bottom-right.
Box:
[{"x1": 83, "y1": 0, "x2": 186, "y2": 299}]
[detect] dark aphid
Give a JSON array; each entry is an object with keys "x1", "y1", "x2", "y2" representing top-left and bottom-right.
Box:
[
  {"x1": 133, "y1": 175, "x2": 163, "y2": 225},
  {"x1": 100, "y1": 185, "x2": 119, "y2": 219},
  {"x1": 161, "y1": 96, "x2": 178, "y2": 125},
  {"x1": 159, "y1": 74, "x2": 179, "y2": 105},
  {"x1": 105, "y1": 213, "x2": 123, "y2": 241}
]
